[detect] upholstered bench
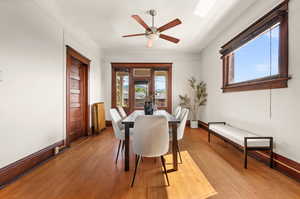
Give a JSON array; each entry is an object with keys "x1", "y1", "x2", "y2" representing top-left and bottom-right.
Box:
[{"x1": 208, "y1": 122, "x2": 274, "y2": 169}]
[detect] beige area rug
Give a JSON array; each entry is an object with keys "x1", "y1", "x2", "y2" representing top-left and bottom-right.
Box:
[{"x1": 111, "y1": 151, "x2": 217, "y2": 199}]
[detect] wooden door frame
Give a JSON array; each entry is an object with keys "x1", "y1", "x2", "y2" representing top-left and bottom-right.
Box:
[
  {"x1": 66, "y1": 46, "x2": 90, "y2": 147},
  {"x1": 111, "y1": 63, "x2": 172, "y2": 113}
]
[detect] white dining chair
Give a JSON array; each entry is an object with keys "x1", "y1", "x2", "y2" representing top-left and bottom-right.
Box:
[
  {"x1": 131, "y1": 115, "x2": 170, "y2": 187},
  {"x1": 174, "y1": 106, "x2": 182, "y2": 119},
  {"x1": 117, "y1": 106, "x2": 127, "y2": 119},
  {"x1": 110, "y1": 108, "x2": 130, "y2": 164},
  {"x1": 171, "y1": 108, "x2": 189, "y2": 164}
]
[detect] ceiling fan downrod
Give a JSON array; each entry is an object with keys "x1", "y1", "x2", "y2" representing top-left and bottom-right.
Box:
[{"x1": 149, "y1": 9, "x2": 157, "y2": 27}]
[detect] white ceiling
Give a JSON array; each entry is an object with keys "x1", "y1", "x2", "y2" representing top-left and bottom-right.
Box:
[{"x1": 37, "y1": 0, "x2": 260, "y2": 53}]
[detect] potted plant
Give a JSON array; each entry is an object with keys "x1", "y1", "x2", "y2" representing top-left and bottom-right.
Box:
[{"x1": 179, "y1": 77, "x2": 207, "y2": 128}]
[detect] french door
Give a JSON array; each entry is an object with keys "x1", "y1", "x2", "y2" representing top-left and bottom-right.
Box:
[{"x1": 111, "y1": 63, "x2": 172, "y2": 114}]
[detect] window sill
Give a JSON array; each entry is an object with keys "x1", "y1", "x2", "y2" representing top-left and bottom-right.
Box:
[{"x1": 222, "y1": 77, "x2": 291, "y2": 93}]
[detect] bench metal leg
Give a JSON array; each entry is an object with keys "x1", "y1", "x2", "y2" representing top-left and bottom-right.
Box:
[
  {"x1": 208, "y1": 130, "x2": 211, "y2": 143},
  {"x1": 244, "y1": 148, "x2": 248, "y2": 169},
  {"x1": 270, "y1": 138, "x2": 274, "y2": 168},
  {"x1": 270, "y1": 150, "x2": 274, "y2": 168}
]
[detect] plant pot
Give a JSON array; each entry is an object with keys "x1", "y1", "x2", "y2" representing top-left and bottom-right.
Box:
[{"x1": 190, "y1": 120, "x2": 198, "y2": 128}]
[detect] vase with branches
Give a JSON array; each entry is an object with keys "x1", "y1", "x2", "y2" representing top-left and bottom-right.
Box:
[{"x1": 179, "y1": 77, "x2": 207, "y2": 128}]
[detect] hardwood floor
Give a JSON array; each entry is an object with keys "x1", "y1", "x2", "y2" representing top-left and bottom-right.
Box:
[{"x1": 1, "y1": 127, "x2": 300, "y2": 199}]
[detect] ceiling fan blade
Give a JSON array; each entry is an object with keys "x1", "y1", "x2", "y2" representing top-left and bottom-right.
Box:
[
  {"x1": 157, "y1": 18, "x2": 182, "y2": 33},
  {"x1": 159, "y1": 34, "x2": 180, "y2": 44},
  {"x1": 132, "y1": 15, "x2": 150, "y2": 30},
  {"x1": 122, "y1": 33, "x2": 146, "y2": 37}
]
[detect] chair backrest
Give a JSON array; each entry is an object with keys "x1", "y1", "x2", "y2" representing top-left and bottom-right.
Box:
[
  {"x1": 174, "y1": 106, "x2": 182, "y2": 119},
  {"x1": 109, "y1": 108, "x2": 124, "y2": 140},
  {"x1": 177, "y1": 108, "x2": 189, "y2": 140},
  {"x1": 133, "y1": 115, "x2": 169, "y2": 157},
  {"x1": 117, "y1": 106, "x2": 127, "y2": 118}
]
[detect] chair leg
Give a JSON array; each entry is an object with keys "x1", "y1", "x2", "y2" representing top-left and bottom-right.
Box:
[
  {"x1": 121, "y1": 141, "x2": 125, "y2": 152},
  {"x1": 115, "y1": 140, "x2": 122, "y2": 164},
  {"x1": 160, "y1": 156, "x2": 170, "y2": 186},
  {"x1": 131, "y1": 155, "x2": 141, "y2": 187},
  {"x1": 177, "y1": 143, "x2": 183, "y2": 164}
]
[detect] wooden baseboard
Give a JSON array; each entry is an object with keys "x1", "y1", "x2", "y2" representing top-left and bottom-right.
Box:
[
  {"x1": 198, "y1": 120, "x2": 300, "y2": 182},
  {"x1": 198, "y1": 121, "x2": 208, "y2": 130},
  {"x1": 106, "y1": 120, "x2": 112, "y2": 127},
  {"x1": 186, "y1": 120, "x2": 190, "y2": 127},
  {"x1": 249, "y1": 151, "x2": 300, "y2": 181},
  {"x1": 0, "y1": 140, "x2": 64, "y2": 188},
  {"x1": 186, "y1": 121, "x2": 209, "y2": 129}
]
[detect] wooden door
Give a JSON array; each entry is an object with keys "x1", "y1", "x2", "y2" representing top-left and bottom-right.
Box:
[{"x1": 66, "y1": 46, "x2": 90, "y2": 146}]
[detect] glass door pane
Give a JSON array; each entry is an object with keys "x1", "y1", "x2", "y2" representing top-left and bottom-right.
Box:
[
  {"x1": 134, "y1": 80, "x2": 149, "y2": 108},
  {"x1": 154, "y1": 71, "x2": 168, "y2": 107},
  {"x1": 116, "y1": 71, "x2": 129, "y2": 107}
]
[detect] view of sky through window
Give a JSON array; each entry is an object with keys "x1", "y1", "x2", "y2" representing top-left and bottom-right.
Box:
[
  {"x1": 155, "y1": 76, "x2": 166, "y2": 91},
  {"x1": 232, "y1": 25, "x2": 279, "y2": 83}
]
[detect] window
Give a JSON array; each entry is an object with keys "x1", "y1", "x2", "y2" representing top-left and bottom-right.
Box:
[
  {"x1": 154, "y1": 71, "x2": 168, "y2": 107},
  {"x1": 220, "y1": 1, "x2": 289, "y2": 92},
  {"x1": 230, "y1": 24, "x2": 279, "y2": 83},
  {"x1": 116, "y1": 71, "x2": 129, "y2": 107},
  {"x1": 133, "y1": 68, "x2": 151, "y2": 77}
]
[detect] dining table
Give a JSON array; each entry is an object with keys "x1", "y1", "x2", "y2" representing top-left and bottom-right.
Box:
[{"x1": 122, "y1": 110, "x2": 181, "y2": 172}]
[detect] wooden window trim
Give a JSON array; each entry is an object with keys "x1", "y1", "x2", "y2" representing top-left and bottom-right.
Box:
[
  {"x1": 111, "y1": 63, "x2": 172, "y2": 113},
  {"x1": 220, "y1": 0, "x2": 290, "y2": 93}
]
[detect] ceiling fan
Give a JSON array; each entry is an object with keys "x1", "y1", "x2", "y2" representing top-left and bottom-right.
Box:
[{"x1": 122, "y1": 10, "x2": 182, "y2": 48}]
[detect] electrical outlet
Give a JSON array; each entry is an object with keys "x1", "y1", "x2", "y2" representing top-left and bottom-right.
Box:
[{"x1": 54, "y1": 147, "x2": 60, "y2": 155}]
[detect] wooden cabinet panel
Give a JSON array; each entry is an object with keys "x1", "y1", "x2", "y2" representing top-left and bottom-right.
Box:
[{"x1": 92, "y1": 102, "x2": 106, "y2": 133}]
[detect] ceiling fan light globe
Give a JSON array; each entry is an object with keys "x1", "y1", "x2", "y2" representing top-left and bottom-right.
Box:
[
  {"x1": 146, "y1": 27, "x2": 160, "y2": 40},
  {"x1": 147, "y1": 33, "x2": 159, "y2": 40},
  {"x1": 147, "y1": 39, "x2": 153, "y2": 48}
]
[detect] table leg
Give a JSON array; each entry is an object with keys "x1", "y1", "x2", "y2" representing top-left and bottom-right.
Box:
[
  {"x1": 172, "y1": 123, "x2": 178, "y2": 171},
  {"x1": 124, "y1": 123, "x2": 130, "y2": 171}
]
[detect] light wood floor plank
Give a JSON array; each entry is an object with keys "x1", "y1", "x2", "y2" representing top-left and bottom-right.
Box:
[{"x1": 0, "y1": 127, "x2": 299, "y2": 199}]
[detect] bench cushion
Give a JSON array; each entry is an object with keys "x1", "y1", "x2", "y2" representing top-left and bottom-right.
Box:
[{"x1": 209, "y1": 124, "x2": 270, "y2": 147}]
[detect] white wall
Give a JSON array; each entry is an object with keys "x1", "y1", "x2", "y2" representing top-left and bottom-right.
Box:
[
  {"x1": 198, "y1": 0, "x2": 300, "y2": 162},
  {"x1": 0, "y1": 0, "x2": 103, "y2": 168},
  {"x1": 102, "y1": 49, "x2": 201, "y2": 120}
]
